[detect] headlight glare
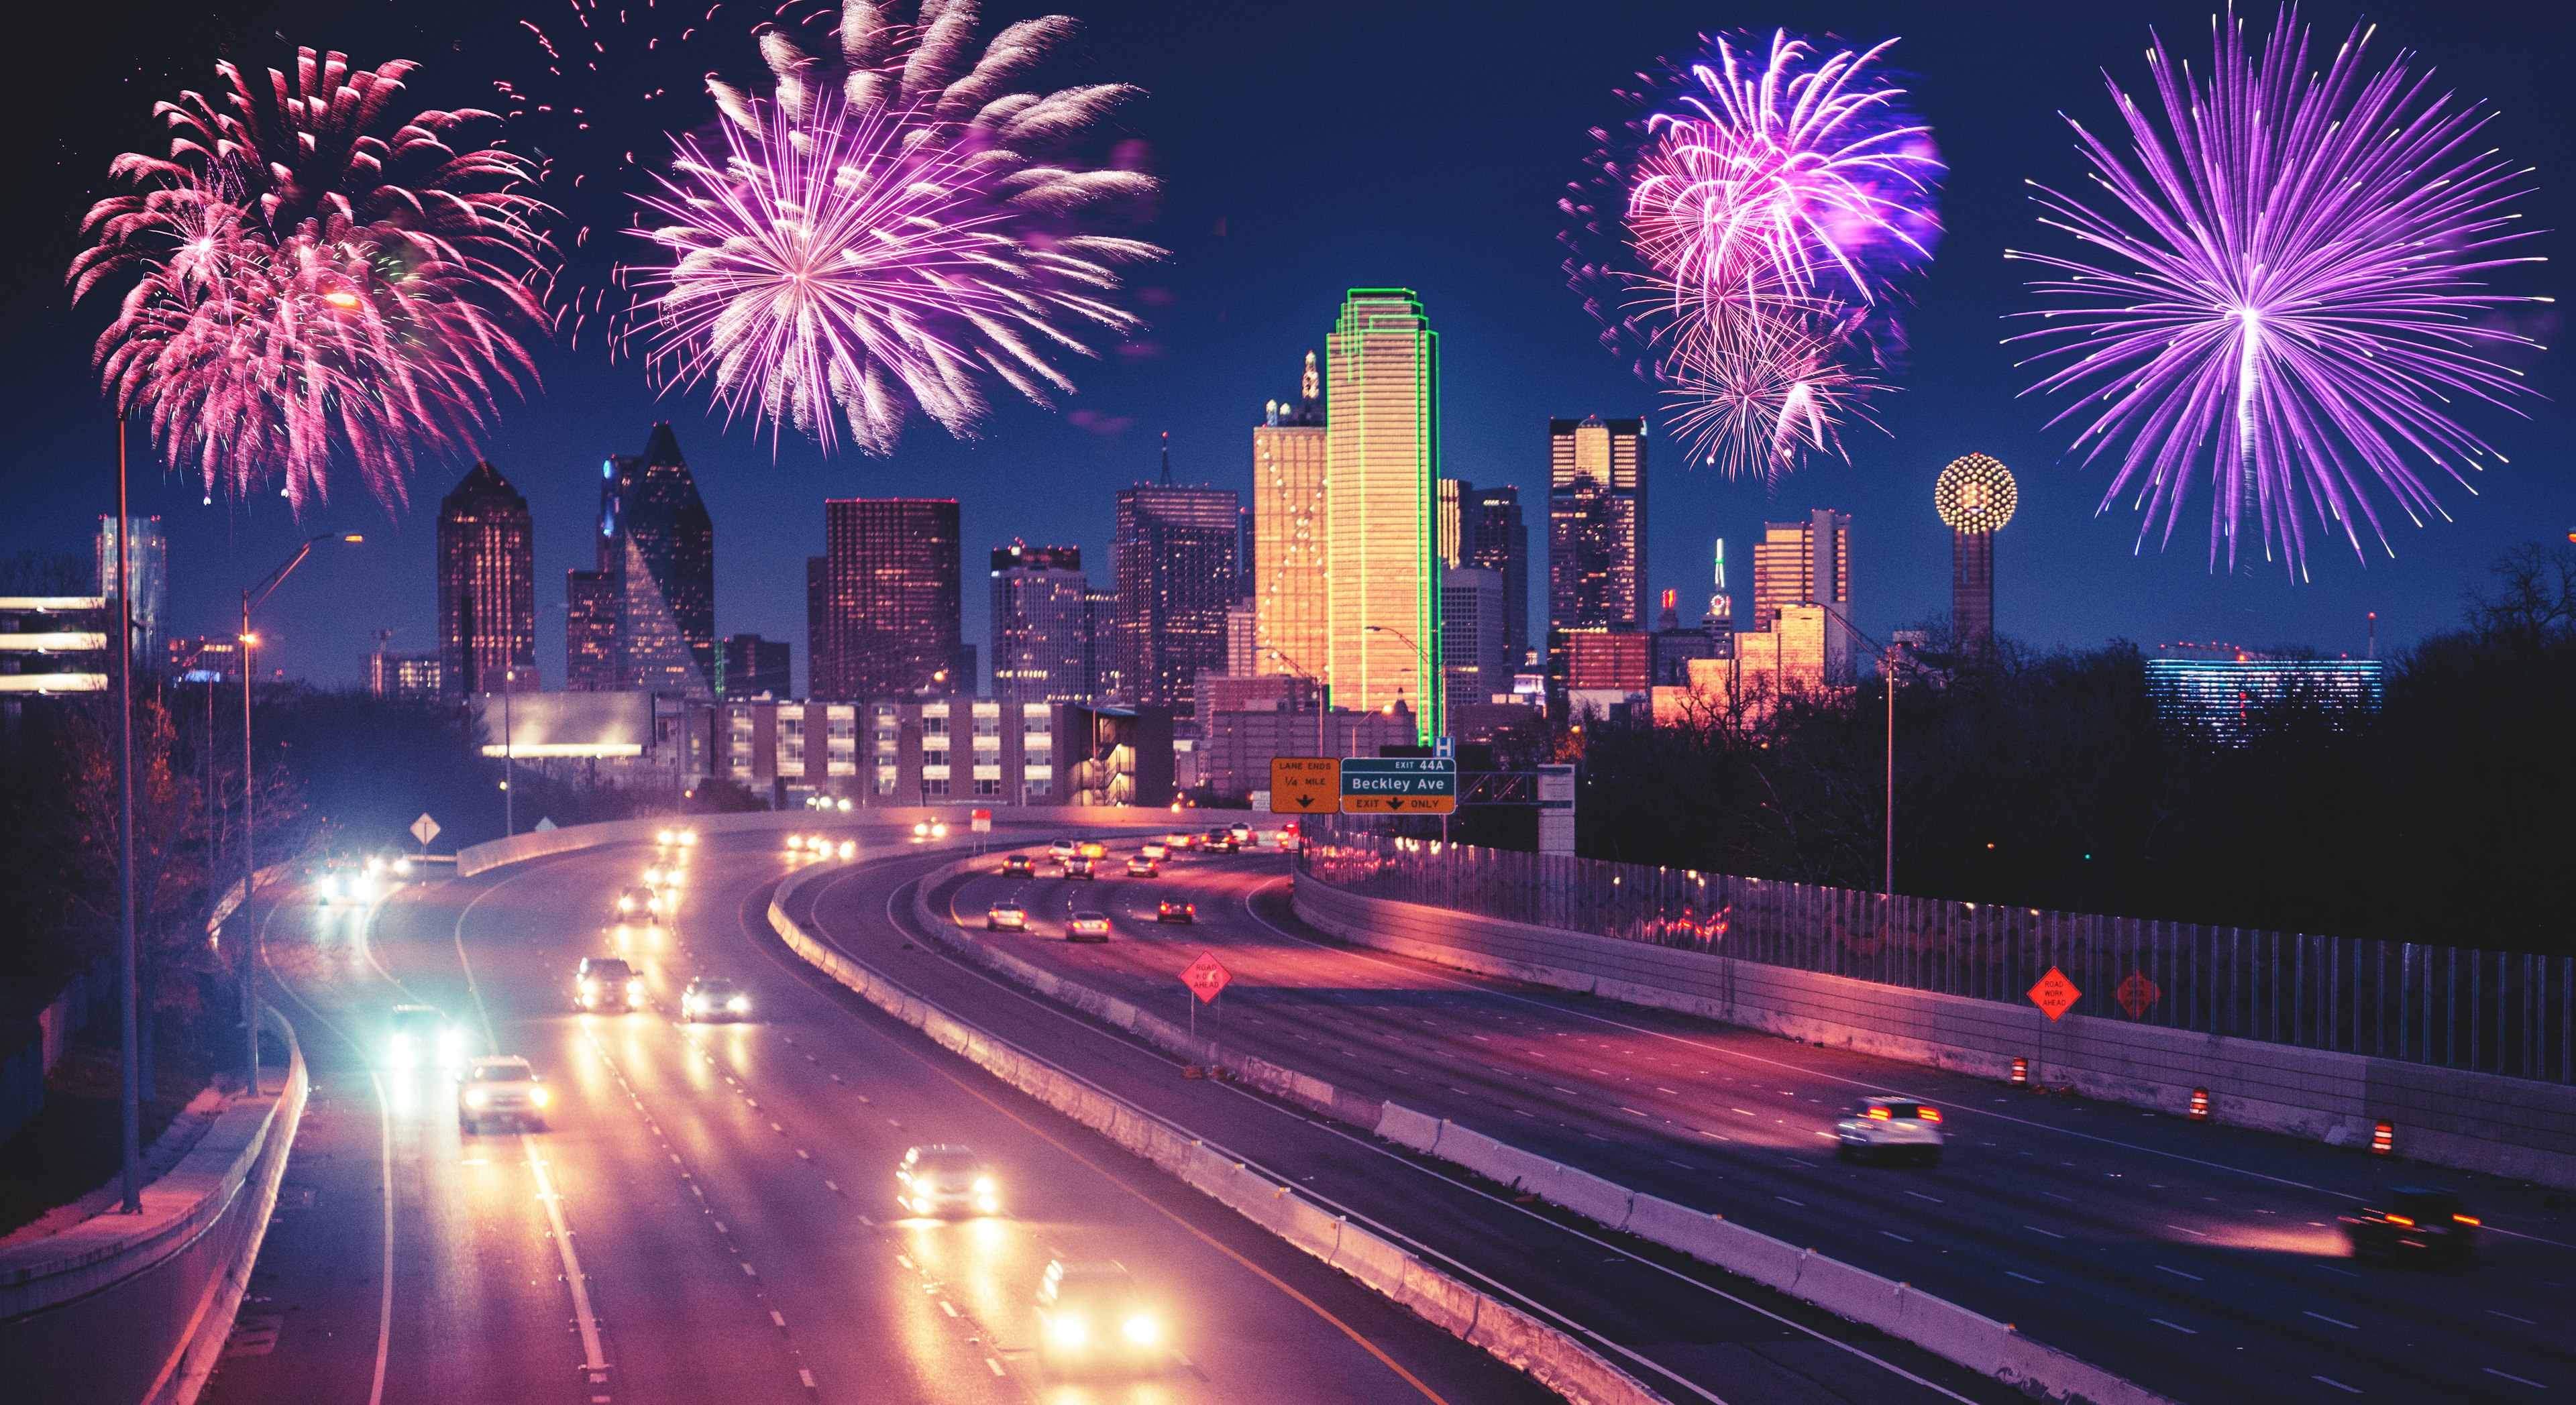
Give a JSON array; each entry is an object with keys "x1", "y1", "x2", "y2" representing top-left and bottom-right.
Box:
[
  {"x1": 464, "y1": 1088, "x2": 488, "y2": 1107},
  {"x1": 1048, "y1": 1315, "x2": 1087, "y2": 1347},
  {"x1": 1123, "y1": 1314, "x2": 1159, "y2": 1345},
  {"x1": 529, "y1": 1086, "x2": 549, "y2": 1107}
]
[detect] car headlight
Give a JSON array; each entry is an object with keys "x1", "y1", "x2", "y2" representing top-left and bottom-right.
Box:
[
  {"x1": 973, "y1": 1176, "x2": 995, "y2": 1194},
  {"x1": 529, "y1": 1086, "x2": 549, "y2": 1107},
  {"x1": 1048, "y1": 1315, "x2": 1088, "y2": 1347},
  {"x1": 1123, "y1": 1314, "x2": 1159, "y2": 1345},
  {"x1": 619, "y1": 896, "x2": 634, "y2": 911},
  {"x1": 644, "y1": 868, "x2": 663, "y2": 885},
  {"x1": 390, "y1": 1033, "x2": 414, "y2": 1061},
  {"x1": 464, "y1": 1088, "x2": 489, "y2": 1107},
  {"x1": 438, "y1": 1029, "x2": 464, "y2": 1056},
  {"x1": 580, "y1": 980, "x2": 597, "y2": 994},
  {"x1": 727, "y1": 995, "x2": 750, "y2": 1013},
  {"x1": 932, "y1": 824, "x2": 947, "y2": 838},
  {"x1": 913, "y1": 822, "x2": 928, "y2": 836},
  {"x1": 914, "y1": 1196, "x2": 934, "y2": 1213}
]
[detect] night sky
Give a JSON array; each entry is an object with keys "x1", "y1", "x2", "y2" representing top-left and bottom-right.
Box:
[{"x1": 3, "y1": 0, "x2": 2568, "y2": 691}]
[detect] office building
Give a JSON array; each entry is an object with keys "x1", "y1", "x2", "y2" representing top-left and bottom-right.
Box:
[
  {"x1": 1440, "y1": 566, "x2": 1509, "y2": 709},
  {"x1": 2144, "y1": 652, "x2": 2384, "y2": 744},
  {"x1": 720, "y1": 633, "x2": 791, "y2": 699},
  {"x1": 700, "y1": 695, "x2": 1173, "y2": 807},
  {"x1": 1324, "y1": 289, "x2": 1442, "y2": 738},
  {"x1": 991, "y1": 543, "x2": 1091, "y2": 709},
  {"x1": 565, "y1": 569, "x2": 619, "y2": 691},
  {"x1": 1464, "y1": 485, "x2": 1529, "y2": 666},
  {"x1": 806, "y1": 557, "x2": 827, "y2": 697},
  {"x1": 596, "y1": 424, "x2": 716, "y2": 699},
  {"x1": 1254, "y1": 352, "x2": 1330, "y2": 686},
  {"x1": 1083, "y1": 587, "x2": 1122, "y2": 701},
  {"x1": 1112, "y1": 446, "x2": 1240, "y2": 710},
  {"x1": 813, "y1": 499, "x2": 962, "y2": 699},
  {"x1": 1437, "y1": 477, "x2": 1466, "y2": 567},
  {"x1": 437, "y1": 461, "x2": 537, "y2": 697},
  {"x1": 1750, "y1": 510, "x2": 1854, "y2": 678},
  {"x1": 366, "y1": 651, "x2": 443, "y2": 701},
  {"x1": 94, "y1": 515, "x2": 166, "y2": 669},
  {"x1": 1548, "y1": 416, "x2": 1648, "y2": 638}
]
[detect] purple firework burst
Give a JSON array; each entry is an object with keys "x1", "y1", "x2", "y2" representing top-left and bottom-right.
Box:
[
  {"x1": 2012, "y1": 5, "x2": 2546, "y2": 575},
  {"x1": 627, "y1": 1, "x2": 1162, "y2": 454},
  {"x1": 72, "y1": 48, "x2": 553, "y2": 512}
]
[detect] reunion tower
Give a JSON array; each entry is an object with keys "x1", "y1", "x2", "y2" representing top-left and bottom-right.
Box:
[{"x1": 1934, "y1": 453, "x2": 2016, "y2": 662}]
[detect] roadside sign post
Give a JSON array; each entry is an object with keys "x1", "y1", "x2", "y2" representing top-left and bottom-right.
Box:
[
  {"x1": 1268, "y1": 758, "x2": 1340, "y2": 814},
  {"x1": 2027, "y1": 966, "x2": 2081, "y2": 1087},
  {"x1": 411, "y1": 812, "x2": 441, "y2": 856},
  {"x1": 1181, "y1": 952, "x2": 1232, "y2": 1070},
  {"x1": 970, "y1": 807, "x2": 992, "y2": 854}
]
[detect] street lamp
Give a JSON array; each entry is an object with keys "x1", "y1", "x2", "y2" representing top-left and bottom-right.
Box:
[
  {"x1": 1816, "y1": 602, "x2": 1898, "y2": 930},
  {"x1": 1264, "y1": 646, "x2": 1330, "y2": 756},
  {"x1": 237, "y1": 532, "x2": 362, "y2": 1093},
  {"x1": 1362, "y1": 624, "x2": 1431, "y2": 741}
]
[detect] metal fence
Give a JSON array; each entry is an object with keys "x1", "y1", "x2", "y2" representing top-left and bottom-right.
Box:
[{"x1": 1298, "y1": 828, "x2": 2576, "y2": 1086}]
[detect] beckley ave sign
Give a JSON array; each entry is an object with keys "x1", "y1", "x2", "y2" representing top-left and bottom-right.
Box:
[{"x1": 1338, "y1": 757, "x2": 1457, "y2": 815}]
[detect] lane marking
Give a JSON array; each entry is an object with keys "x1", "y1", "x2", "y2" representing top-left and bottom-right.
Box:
[
  {"x1": 2023, "y1": 1226, "x2": 2065, "y2": 1239},
  {"x1": 2005, "y1": 1272, "x2": 2045, "y2": 1285},
  {"x1": 2150, "y1": 1318, "x2": 2197, "y2": 1335},
  {"x1": 527, "y1": 1137, "x2": 609, "y2": 1376},
  {"x1": 2303, "y1": 1312, "x2": 2356, "y2": 1329},
  {"x1": 2153, "y1": 1266, "x2": 2202, "y2": 1282},
  {"x1": 2312, "y1": 1375, "x2": 2361, "y2": 1394},
  {"x1": 2485, "y1": 1367, "x2": 2546, "y2": 1389}
]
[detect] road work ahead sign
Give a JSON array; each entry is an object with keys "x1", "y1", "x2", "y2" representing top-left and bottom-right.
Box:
[
  {"x1": 1269, "y1": 758, "x2": 1340, "y2": 813},
  {"x1": 1340, "y1": 757, "x2": 1457, "y2": 815}
]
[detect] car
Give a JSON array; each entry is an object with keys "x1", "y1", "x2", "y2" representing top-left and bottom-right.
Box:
[
  {"x1": 1155, "y1": 899, "x2": 1195, "y2": 924},
  {"x1": 1067, "y1": 911, "x2": 1112, "y2": 942},
  {"x1": 1124, "y1": 856, "x2": 1159, "y2": 878},
  {"x1": 897, "y1": 1144, "x2": 1000, "y2": 1217},
  {"x1": 1201, "y1": 828, "x2": 1238, "y2": 854},
  {"x1": 1002, "y1": 853, "x2": 1036, "y2": 877},
  {"x1": 612, "y1": 885, "x2": 659, "y2": 921},
  {"x1": 1228, "y1": 822, "x2": 1253, "y2": 844},
  {"x1": 1049, "y1": 838, "x2": 1078, "y2": 862},
  {"x1": 1063, "y1": 857, "x2": 1097, "y2": 880},
  {"x1": 1077, "y1": 840, "x2": 1108, "y2": 860},
  {"x1": 911, "y1": 820, "x2": 950, "y2": 841},
  {"x1": 1139, "y1": 842, "x2": 1168, "y2": 861},
  {"x1": 1833, "y1": 1097, "x2": 1945, "y2": 1164},
  {"x1": 2343, "y1": 1187, "x2": 2479, "y2": 1266},
  {"x1": 1164, "y1": 832, "x2": 1198, "y2": 851},
  {"x1": 680, "y1": 976, "x2": 751, "y2": 1021},
  {"x1": 1035, "y1": 1260, "x2": 1161, "y2": 1372},
  {"x1": 576, "y1": 956, "x2": 645, "y2": 1012},
  {"x1": 388, "y1": 1004, "x2": 463, "y2": 1071},
  {"x1": 458, "y1": 1056, "x2": 549, "y2": 1132},
  {"x1": 987, "y1": 901, "x2": 1028, "y2": 932}
]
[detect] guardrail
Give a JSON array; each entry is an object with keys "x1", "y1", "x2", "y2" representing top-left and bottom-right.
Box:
[
  {"x1": 0, "y1": 1007, "x2": 308, "y2": 1405},
  {"x1": 456, "y1": 805, "x2": 1267, "y2": 877},
  {"x1": 1300, "y1": 826, "x2": 2576, "y2": 1086},
  {"x1": 769, "y1": 857, "x2": 1673, "y2": 1405}
]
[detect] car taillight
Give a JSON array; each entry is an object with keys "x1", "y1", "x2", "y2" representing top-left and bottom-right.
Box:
[
  {"x1": 2384, "y1": 1213, "x2": 2415, "y2": 1227},
  {"x1": 1917, "y1": 1107, "x2": 1941, "y2": 1123},
  {"x1": 2453, "y1": 1214, "x2": 2479, "y2": 1226},
  {"x1": 1866, "y1": 1107, "x2": 1890, "y2": 1121}
]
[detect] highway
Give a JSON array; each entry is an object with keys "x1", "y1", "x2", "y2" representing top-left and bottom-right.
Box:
[
  {"x1": 203, "y1": 822, "x2": 1576, "y2": 1405},
  {"x1": 896, "y1": 836, "x2": 2576, "y2": 1405}
]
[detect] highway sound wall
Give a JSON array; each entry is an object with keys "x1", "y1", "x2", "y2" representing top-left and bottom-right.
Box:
[
  {"x1": 1292, "y1": 879, "x2": 2576, "y2": 1192},
  {"x1": 0, "y1": 1010, "x2": 309, "y2": 1405}
]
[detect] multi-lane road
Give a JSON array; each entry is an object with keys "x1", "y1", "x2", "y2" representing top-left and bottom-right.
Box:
[
  {"x1": 898, "y1": 835, "x2": 2576, "y2": 1405},
  {"x1": 206, "y1": 824, "x2": 1571, "y2": 1405}
]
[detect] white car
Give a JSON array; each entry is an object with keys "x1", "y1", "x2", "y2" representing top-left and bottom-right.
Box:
[
  {"x1": 897, "y1": 1144, "x2": 1000, "y2": 1217},
  {"x1": 459, "y1": 1056, "x2": 550, "y2": 1132},
  {"x1": 1833, "y1": 1097, "x2": 1944, "y2": 1165}
]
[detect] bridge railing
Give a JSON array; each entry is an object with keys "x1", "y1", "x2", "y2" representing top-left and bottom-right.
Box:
[{"x1": 1297, "y1": 826, "x2": 2575, "y2": 1086}]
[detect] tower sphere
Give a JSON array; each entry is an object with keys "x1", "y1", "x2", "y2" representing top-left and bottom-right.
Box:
[{"x1": 1935, "y1": 453, "x2": 2017, "y2": 533}]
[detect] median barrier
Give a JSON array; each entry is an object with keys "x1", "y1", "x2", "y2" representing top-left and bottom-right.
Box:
[
  {"x1": 1375, "y1": 1103, "x2": 1443, "y2": 1154},
  {"x1": 0, "y1": 1007, "x2": 308, "y2": 1405},
  {"x1": 770, "y1": 858, "x2": 1674, "y2": 1405}
]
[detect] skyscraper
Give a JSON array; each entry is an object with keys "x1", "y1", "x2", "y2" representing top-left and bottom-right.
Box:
[
  {"x1": 1548, "y1": 416, "x2": 1648, "y2": 634},
  {"x1": 991, "y1": 543, "x2": 1092, "y2": 709},
  {"x1": 1325, "y1": 288, "x2": 1442, "y2": 738},
  {"x1": 1253, "y1": 351, "x2": 1329, "y2": 686},
  {"x1": 814, "y1": 499, "x2": 961, "y2": 699},
  {"x1": 1440, "y1": 566, "x2": 1508, "y2": 709},
  {"x1": 1751, "y1": 510, "x2": 1855, "y2": 677},
  {"x1": 1436, "y1": 477, "x2": 1466, "y2": 567},
  {"x1": 598, "y1": 424, "x2": 715, "y2": 699},
  {"x1": 806, "y1": 556, "x2": 826, "y2": 697},
  {"x1": 720, "y1": 633, "x2": 792, "y2": 698},
  {"x1": 1933, "y1": 454, "x2": 2017, "y2": 665},
  {"x1": 95, "y1": 516, "x2": 166, "y2": 671},
  {"x1": 437, "y1": 461, "x2": 536, "y2": 698},
  {"x1": 1083, "y1": 587, "x2": 1121, "y2": 701},
  {"x1": 564, "y1": 569, "x2": 619, "y2": 691},
  {"x1": 1464, "y1": 485, "x2": 1529, "y2": 665},
  {"x1": 1113, "y1": 441, "x2": 1240, "y2": 710}
]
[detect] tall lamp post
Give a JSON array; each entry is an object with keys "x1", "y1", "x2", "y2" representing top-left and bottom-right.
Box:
[
  {"x1": 1362, "y1": 624, "x2": 1432, "y2": 742},
  {"x1": 113, "y1": 417, "x2": 141, "y2": 1212},
  {"x1": 1263, "y1": 647, "x2": 1331, "y2": 756},
  {"x1": 237, "y1": 532, "x2": 362, "y2": 1092},
  {"x1": 1817, "y1": 602, "x2": 1899, "y2": 933}
]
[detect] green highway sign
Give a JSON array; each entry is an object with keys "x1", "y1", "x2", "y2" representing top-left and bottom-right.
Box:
[{"x1": 1340, "y1": 758, "x2": 1457, "y2": 814}]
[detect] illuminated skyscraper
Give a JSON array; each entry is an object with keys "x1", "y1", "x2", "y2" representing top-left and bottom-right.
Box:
[
  {"x1": 94, "y1": 516, "x2": 166, "y2": 670},
  {"x1": 1113, "y1": 440, "x2": 1240, "y2": 709},
  {"x1": 598, "y1": 424, "x2": 715, "y2": 699},
  {"x1": 1933, "y1": 454, "x2": 2017, "y2": 664},
  {"x1": 1254, "y1": 352, "x2": 1328, "y2": 685},
  {"x1": 991, "y1": 543, "x2": 1093, "y2": 708},
  {"x1": 1750, "y1": 510, "x2": 1854, "y2": 678},
  {"x1": 1325, "y1": 288, "x2": 1442, "y2": 738},
  {"x1": 814, "y1": 499, "x2": 962, "y2": 699},
  {"x1": 437, "y1": 461, "x2": 536, "y2": 698},
  {"x1": 1464, "y1": 485, "x2": 1529, "y2": 666},
  {"x1": 1547, "y1": 416, "x2": 1648, "y2": 634}
]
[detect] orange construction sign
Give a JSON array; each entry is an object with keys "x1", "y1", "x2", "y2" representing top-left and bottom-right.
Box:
[
  {"x1": 1181, "y1": 952, "x2": 1233, "y2": 1005},
  {"x1": 2028, "y1": 966, "x2": 2082, "y2": 1022}
]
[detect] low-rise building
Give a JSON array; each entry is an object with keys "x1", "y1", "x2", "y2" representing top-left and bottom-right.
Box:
[{"x1": 692, "y1": 695, "x2": 1174, "y2": 807}]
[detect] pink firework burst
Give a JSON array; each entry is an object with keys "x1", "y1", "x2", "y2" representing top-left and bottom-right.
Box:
[
  {"x1": 72, "y1": 48, "x2": 554, "y2": 512},
  {"x1": 626, "y1": 0, "x2": 1162, "y2": 453}
]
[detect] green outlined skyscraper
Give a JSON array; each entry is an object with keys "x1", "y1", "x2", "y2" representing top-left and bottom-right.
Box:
[{"x1": 1324, "y1": 289, "x2": 1442, "y2": 742}]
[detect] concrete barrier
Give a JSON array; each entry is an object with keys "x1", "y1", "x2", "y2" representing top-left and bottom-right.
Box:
[
  {"x1": 1294, "y1": 878, "x2": 2576, "y2": 1192},
  {"x1": 0, "y1": 1009, "x2": 309, "y2": 1405},
  {"x1": 455, "y1": 806, "x2": 1266, "y2": 877},
  {"x1": 768, "y1": 860, "x2": 1670, "y2": 1405}
]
